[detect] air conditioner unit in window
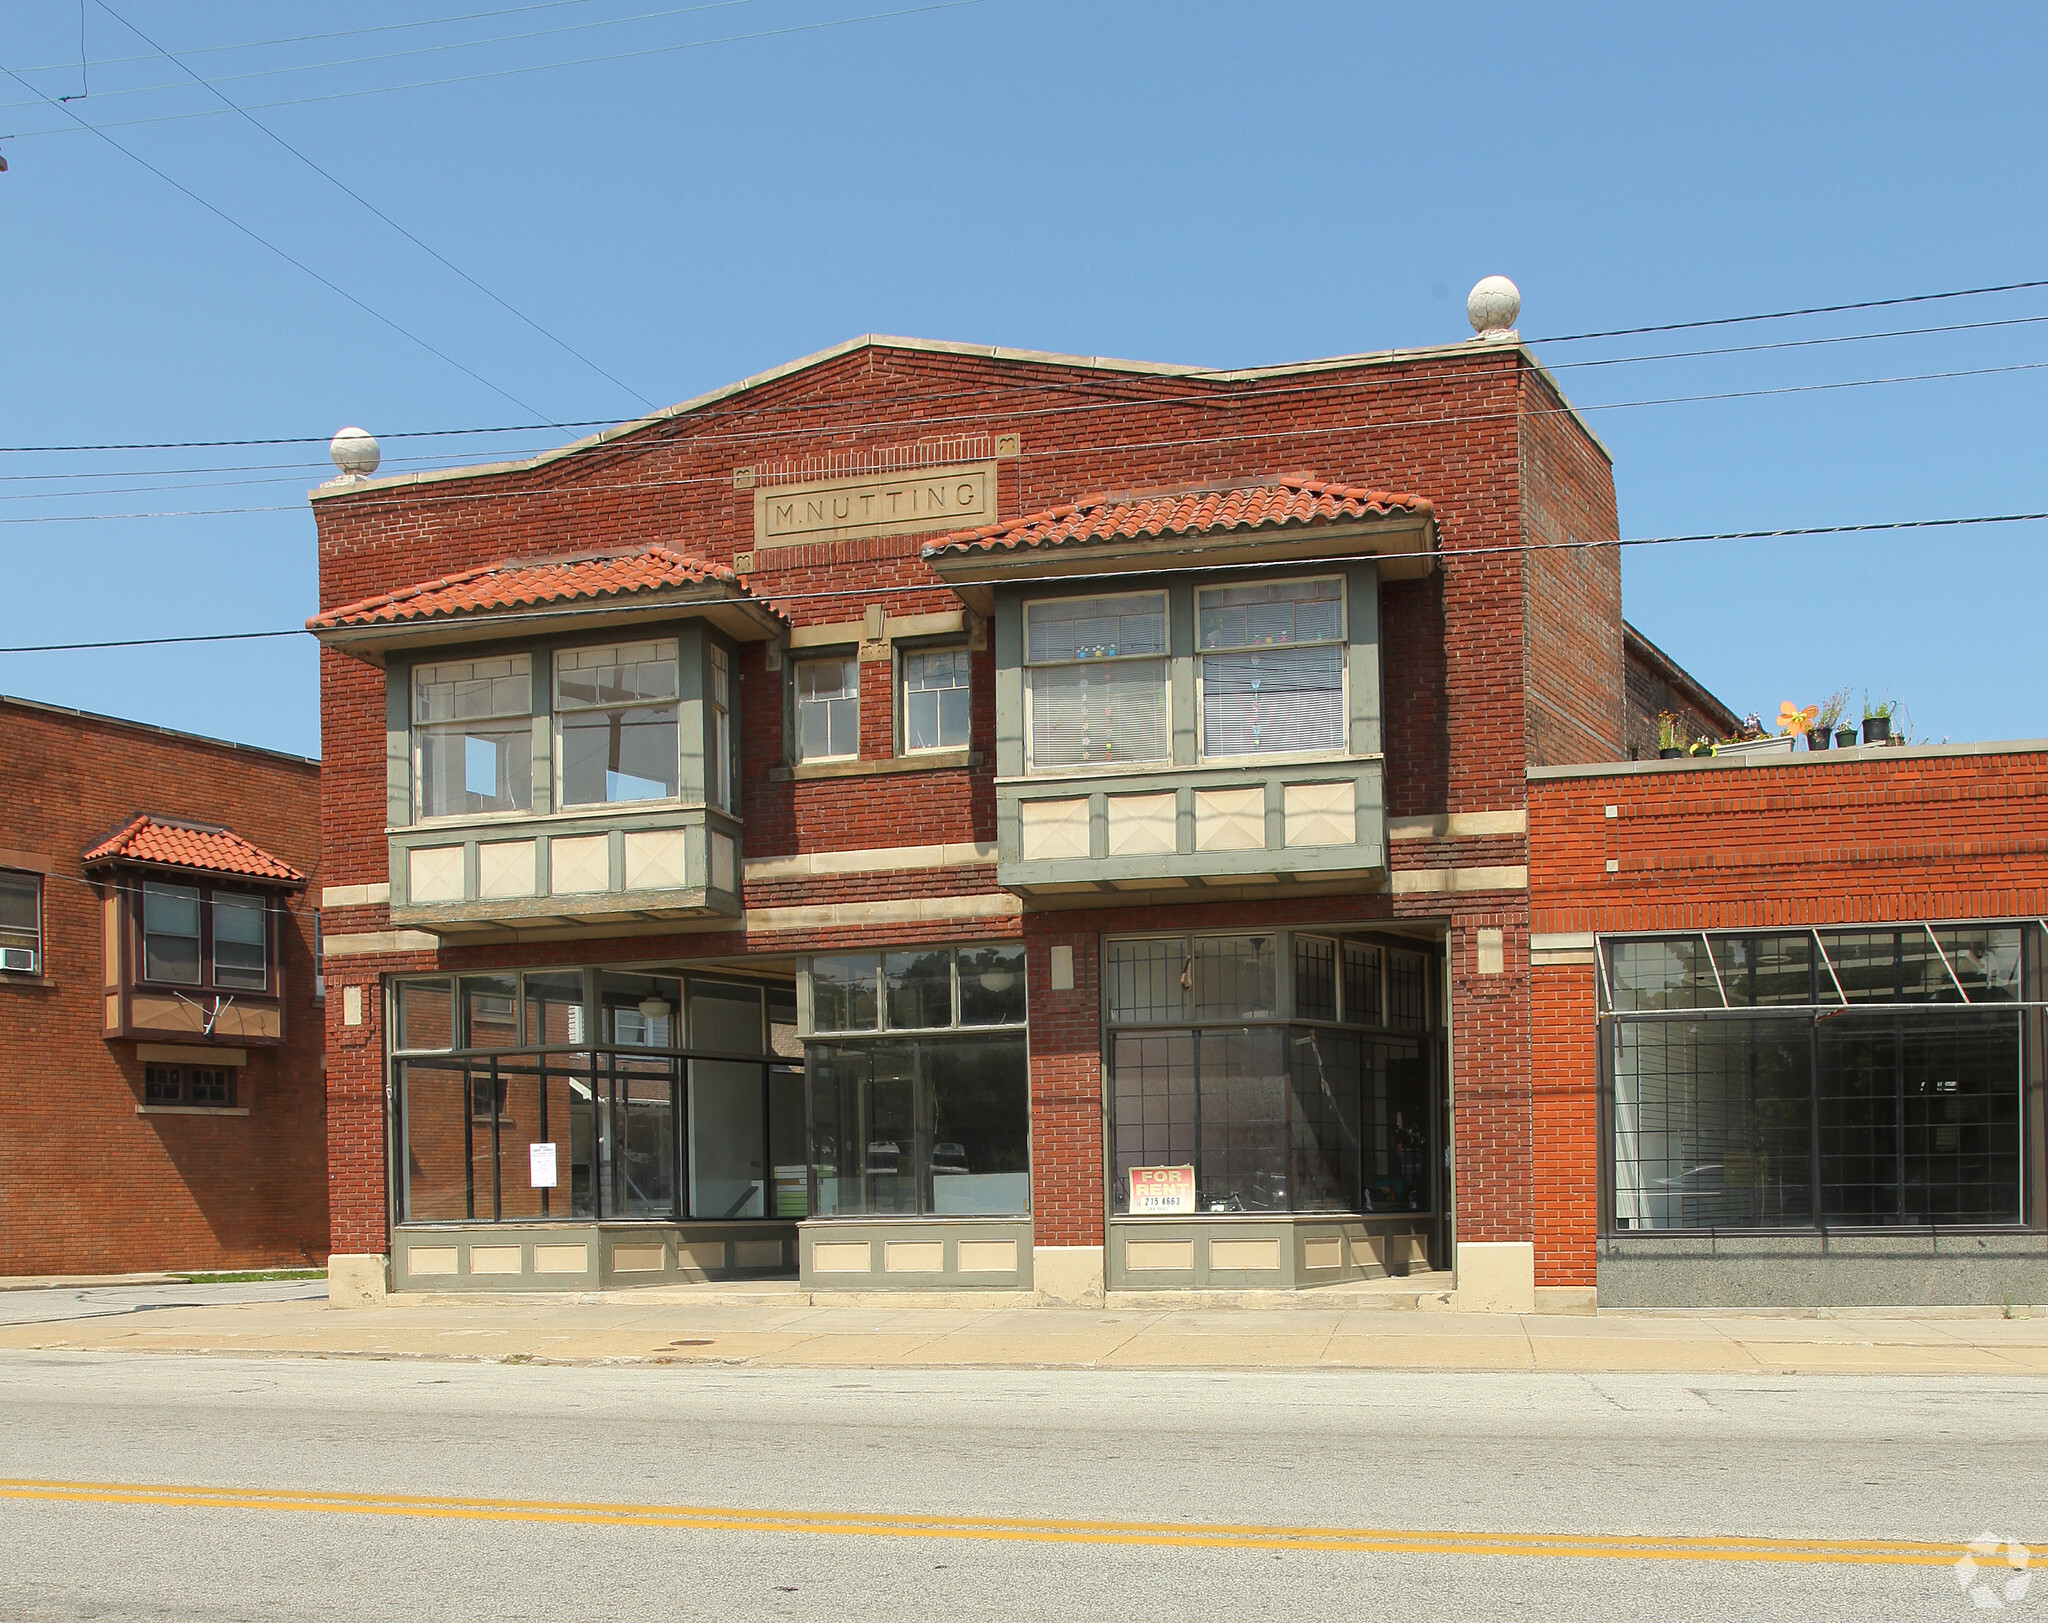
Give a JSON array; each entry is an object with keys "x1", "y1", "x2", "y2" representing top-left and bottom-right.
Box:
[{"x1": 0, "y1": 947, "x2": 36, "y2": 974}]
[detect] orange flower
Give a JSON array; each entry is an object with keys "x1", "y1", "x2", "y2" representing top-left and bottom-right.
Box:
[{"x1": 1778, "y1": 701, "x2": 1818, "y2": 736}]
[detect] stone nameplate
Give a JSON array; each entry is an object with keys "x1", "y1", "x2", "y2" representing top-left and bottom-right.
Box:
[{"x1": 753, "y1": 461, "x2": 996, "y2": 549}]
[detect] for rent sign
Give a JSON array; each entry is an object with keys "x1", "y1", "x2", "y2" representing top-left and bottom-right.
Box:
[{"x1": 1128, "y1": 1165, "x2": 1196, "y2": 1214}]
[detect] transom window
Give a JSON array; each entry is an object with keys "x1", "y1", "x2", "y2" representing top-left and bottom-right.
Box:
[
  {"x1": 555, "y1": 640, "x2": 680, "y2": 807},
  {"x1": 0, "y1": 870, "x2": 41, "y2": 975},
  {"x1": 1197, "y1": 577, "x2": 1345, "y2": 758},
  {"x1": 902, "y1": 647, "x2": 971, "y2": 753},
  {"x1": 1024, "y1": 593, "x2": 1168, "y2": 770},
  {"x1": 796, "y1": 657, "x2": 859, "y2": 762},
  {"x1": 414, "y1": 655, "x2": 533, "y2": 820}
]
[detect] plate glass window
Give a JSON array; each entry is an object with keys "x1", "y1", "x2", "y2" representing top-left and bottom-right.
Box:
[
  {"x1": 1197, "y1": 578, "x2": 1344, "y2": 758},
  {"x1": 414, "y1": 655, "x2": 533, "y2": 819},
  {"x1": 556, "y1": 640, "x2": 679, "y2": 807},
  {"x1": 1024, "y1": 593, "x2": 1168, "y2": 770},
  {"x1": 903, "y1": 648, "x2": 971, "y2": 753},
  {"x1": 0, "y1": 871, "x2": 40, "y2": 971},
  {"x1": 212, "y1": 894, "x2": 267, "y2": 990},
  {"x1": 142, "y1": 882, "x2": 201, "y2": 985},
  {"x1": 796, "y1": 658, "x2": 859, "y2": 762}
]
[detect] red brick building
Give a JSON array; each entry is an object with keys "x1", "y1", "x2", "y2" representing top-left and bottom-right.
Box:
[
  {"x1": 0, "y1": 697, "x2": 327, "y2": 1276},
  {"x1": 307, "y1": 305, "x2": 2045, "y2": 1310}
]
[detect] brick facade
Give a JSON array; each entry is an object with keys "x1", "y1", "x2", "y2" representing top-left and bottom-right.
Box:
[
  {"x1": 1527, "y1": 745, "x2": 2048, "y2": 1288},
  {"x1": 312, "y1": 335, "x2": 1620, "y2": 1274},
  {"x1": 0, "y1": 697, "x2": 326, "y2": 1275}
]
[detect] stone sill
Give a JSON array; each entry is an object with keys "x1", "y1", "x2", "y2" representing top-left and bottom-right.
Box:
[
  {"x1": 0, "y1": 974, "x2": 55, "y2": 989},
  {"x1": 137, "y1": 1105, "x2": 250, "y2": 1117},
  {"x1": 772, "y1": 750, "x2": 978, "y2": 783}
]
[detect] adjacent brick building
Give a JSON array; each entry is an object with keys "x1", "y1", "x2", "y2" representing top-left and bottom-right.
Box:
[
  {"x1": 305, "y1": 300, "x2": 2045, "y2": 1310},
  {"x1": 0, "y1": 696, "x2": 326, "y2": 1276}
]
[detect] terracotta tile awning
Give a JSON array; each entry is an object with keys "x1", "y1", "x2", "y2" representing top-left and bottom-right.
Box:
[
  {"x1": 84, "y1": 815, "x2": 305, "y2": 885},
  {"x1": 922, "y1": 474, "x2": 1435, "y2": 559},
  {"x1": 308, "y1": 546, "x2": 741, "y2": 630}
]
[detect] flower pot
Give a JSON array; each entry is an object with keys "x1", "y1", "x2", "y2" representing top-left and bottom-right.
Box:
[
  {"x1": 1806, "y1": 728, "x2": 1830, "y2": 751},
  {"x1": 1835, "y1": 727, "x2": 1858, "y2": 749},
  {"x1": 1659, "y1": 747, "x2": 1684, "y2": 759},
  {"x1": 1862, "y1": 716, "x2": 1892, "y2": 745}
]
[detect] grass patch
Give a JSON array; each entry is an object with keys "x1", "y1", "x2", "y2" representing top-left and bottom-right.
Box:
[{"x1": 175, "y1": 1269, "x2": 326, "y2": 1284}]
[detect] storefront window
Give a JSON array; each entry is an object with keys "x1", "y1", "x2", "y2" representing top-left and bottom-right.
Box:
[
  {"x1": 1107, "y1": 930, "x2": 1438, "y2": 1216},
  {"x1": 1607, "y1": 927, "x2": 2029, "y2": 1232},
  {"x1": 391, "y1": 967, "x2": 799, "y2": 1225},
  {"x1": 799, "y1": 943, "x2": 1030, "y2": 1218}
]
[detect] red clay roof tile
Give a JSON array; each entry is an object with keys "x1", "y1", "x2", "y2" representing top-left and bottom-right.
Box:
[
  {"x1": 83, "y1": 815, "x2": 305, "y2": 884},
  {"x1": 307, "y1": 546, "x2": 741, "y2": 631},
  {"x1": 921, "y1": 474, "x2": 1434, "y2": 558}
]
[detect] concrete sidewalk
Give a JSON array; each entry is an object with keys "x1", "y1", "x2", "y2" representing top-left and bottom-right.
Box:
[{"x1": 2, "y1": 1282, "x2": 2046, "y2": 1374}]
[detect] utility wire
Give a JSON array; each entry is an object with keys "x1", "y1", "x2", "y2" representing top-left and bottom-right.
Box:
[
  {"x1": 3, "y1": 0, "x2": 763, "y2": 110},
  {"x1": 5, "y1": 355, "x2": 2048, "y2": 524},
  {"x1": 0, "y1": 0, "x2": 992, "y2": 140},
  {"x1": 3, "y1": 513, "x2": 2045, "y2": 653},
  {"x1": 94, "y1": 0, "x2": 654, "y2": 411},
  {"x1": 1526, "y1": 279, "x2": 2048, "y2": 345},
  {"x1": 5, "y1": 282, "x2": 2045, "y2": 456},
  {"x1": 0, "y1": 64, "x2": 546, "y2": 418},
  {"x1": 13, "y1": 0, "x2": 635, "y2": 74}
]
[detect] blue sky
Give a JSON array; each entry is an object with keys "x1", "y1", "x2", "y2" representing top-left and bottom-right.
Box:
[{"x1": 2, "y1": 0, "x2": 2043, "y2": 757}]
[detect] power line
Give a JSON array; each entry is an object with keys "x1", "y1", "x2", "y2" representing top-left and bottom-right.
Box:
[
  {"x1": 1527, "y1": 279, "x2": 2048, "y2": 345},
  {"x1": 3, "y1": 512, "x2": 2045, "y2": 653},
  {"x1": 94, "y1": 0, "x2": 655, "y2": 411},
  {"x1": 4, "y1": 278, "x2": 2044, "y2": 456},
  {"x1": 12, "y1": 0, "x2": 663, "y2": 74},
  {"x1": 2, "y1": 0, "x2": 765, "y2": 111},
  {"x1": 4, "y1": 355, "x2": 2048, "y2": 525},
  {"x1": 0, "y1": 66, "x2": 546, "y2": 418},
  {"x1": 0, "y1": 0, "x2": 993, "y2": 141}
]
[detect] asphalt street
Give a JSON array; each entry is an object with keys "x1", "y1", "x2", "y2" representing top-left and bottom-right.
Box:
[{"x1": 3, "y1": 1352, "x2": 2042, "y2": 1621}]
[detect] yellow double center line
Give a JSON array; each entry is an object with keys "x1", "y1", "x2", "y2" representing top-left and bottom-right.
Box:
[{"x1": 0, "y1": 1478, "x2": 2010, "y2": 1568}]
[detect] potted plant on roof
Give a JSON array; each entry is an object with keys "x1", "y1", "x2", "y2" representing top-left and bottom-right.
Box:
[
  {"x1": 1657, "y1": 711, "x2": 1685, "y2": 759},
  {"x1": 1813, "y1": 688, "x2": 1850, "y2": 751},
  {"x1": 1862, "y1": 692, "x2": 1897, "y2": 745},
  {"x1": 1779, "y1": 700, "x2": 1819, "y2": 749}
]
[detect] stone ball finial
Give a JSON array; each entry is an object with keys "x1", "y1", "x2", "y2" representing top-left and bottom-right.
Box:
[
  {"x1": 330, "y1": 426, "x2": 381, "y2": 478},
  {"x1": 1466, "y1": 275, "x2": 1521, "y2": 340}
]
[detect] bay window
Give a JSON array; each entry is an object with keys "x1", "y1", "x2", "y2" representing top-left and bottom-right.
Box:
[
  {"x1": 555, "y1": 639, "x2": 679, "y2": 807},
  {"x1": 414, "y1": 655, "x2": 533, "y2": 819},
  {"x1": 1024, "y1": 593, "x2": 1168, "y2": 770},
  {"x1": 143, "y1": 882, "x2": 202, "y2": 984},
  {"x1": 138, "y1": 881, "x2": 270, "y2": 992},
  {"x1": 1197, "y1": 577, "x2": 1345, "y2": 758}
]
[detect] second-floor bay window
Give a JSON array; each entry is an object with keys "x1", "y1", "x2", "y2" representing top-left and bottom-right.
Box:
[
  {"x1": 141, "y1": 880, "x2": 269, "y2": 992},
  {"x1": 555, "y1": 640, "x2": 680, "y2": 807},
  {"x1": 143, "y1": 882, "x2": 202, "y2": 983},
  {"x1": 1197, "y1": 578, "x2": 1345, "y2": 758},
  {"x1": 415, "y1": 655, "x2": 533, "y2": 820},
  {"x1": 1024, "y1": 592, "x2": 1168, "y2": 770}
]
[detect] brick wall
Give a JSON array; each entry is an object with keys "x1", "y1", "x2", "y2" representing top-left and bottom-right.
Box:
[
  {"x1": 313, "y1": 338, "x2": 1616, "y2": 1259},
  {"x1": 1621, "y1": 628, "x2": 1742, "y2": 762},
  {"x1": 0, "y1": 699, "x2": 326, "y2": 1275},
  {"x1": 1527, "y1": 745, "x2": 2048, "y2": 1285}
]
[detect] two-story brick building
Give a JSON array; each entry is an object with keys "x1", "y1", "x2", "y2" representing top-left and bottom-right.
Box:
[
  {"x1": 308, "y1": 284, "x2": 2045, "y2": 1311},
  {"x1": 0, "y1": 696, "x2": 327, "y2": 1276}
]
